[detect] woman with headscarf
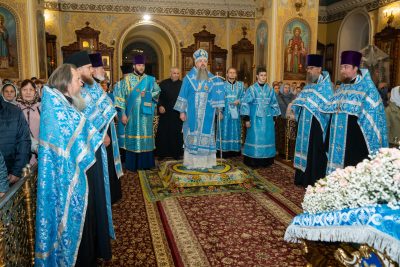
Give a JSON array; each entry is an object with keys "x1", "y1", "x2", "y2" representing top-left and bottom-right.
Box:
[
  {"x1": 16, "y1": 79, "x2": 41, "y2": 164},
  {"x1": 1, "y1": 83, "x2": 18, "y2": 105},
  {"x1": 277, "y1": 83, "x2": 295, "y2": 118},
  {"x1": 385, "y1": 86, "x2": 400, "y2": 146}
]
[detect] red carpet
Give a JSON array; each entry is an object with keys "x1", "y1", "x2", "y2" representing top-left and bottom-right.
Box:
[{"x1": 106, "y1": 160, "x2": 306, "y2": 266}]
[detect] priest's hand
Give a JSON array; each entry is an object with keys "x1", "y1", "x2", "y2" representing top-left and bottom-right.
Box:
[
  {"x1": 245, "y1": 121, "x2": 251, "y2": 128},
  {"x1": 218, "y1": 111, "x2": 223, "y2": 120},
  {"x1": 159, "y1": 106, "x2": 166, "y2": 114},
  {"x1": 104, "y1": 134, "x2": 111, "y2": 147},
  {"x1": 180, "y1": 112, "x2": 186, "y2": 121},
  {"x1": 233, "y1": 100, "x2": 240, "y2": 106},
  {"x1": 8, "y1": 174, "x2": 19, "y2": 184},
  {"x1": 121, "y1": 114, "x2": 128, "y2": 125}
]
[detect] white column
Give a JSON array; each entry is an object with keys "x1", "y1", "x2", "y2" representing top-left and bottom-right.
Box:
[
  {"x1": 226, "y1": 18, "x2": 231, "y2": 71},
  {"x1": 269, "y1": 0, "x2": 278, "y2": 82},
  {"x1": 26, "y1": 0, "x2": 39, "y2": 78}
]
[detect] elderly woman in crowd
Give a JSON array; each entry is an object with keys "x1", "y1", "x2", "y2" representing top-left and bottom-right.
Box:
[
  {"x1": 385, "y1": 86, "x2": 400, "y2": 146},
  {"x1": 1, "y1": 83, "x2": 18, "y2": 105},
  {"x1": 277, "y1": 82, "x2": 295, "y2": 118},
  {"x1": 16, "y1": 79, "x2": 41, "y2": 164}
]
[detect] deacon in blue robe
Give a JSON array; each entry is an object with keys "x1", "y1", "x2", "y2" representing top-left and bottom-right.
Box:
[
  {"x1": 113, "y1": 65, "x2": 132, "y2": 164},
  {"x1": 35, "y1": 64, "x2": 114, "y2": 266},
  {"x1": 240, "y1": 67, "x2": 281, "y2": 167},
  {"x1": 114, "y1": 55, "x2": 160, "y2": 171},
  {"x1": 291, "y1": 55, "x2": 334, "y2": 187},
  {"x1": 323, "y1": 51, "x2": 388, "y2": 174},
  {"x1": 216, "y1": 67, "x2": 245, "y2": 157},
  {"x1": 174, "y1": 49, "x2": 225, "y2": 169},
  {"x1": 86, "y1": 52, "x2": 123, "y2": 204}
]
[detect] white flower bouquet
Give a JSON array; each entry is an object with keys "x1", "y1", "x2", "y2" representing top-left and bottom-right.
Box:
[{"x1": 303, "y1": 147, "x2": 400, "y2": 214}]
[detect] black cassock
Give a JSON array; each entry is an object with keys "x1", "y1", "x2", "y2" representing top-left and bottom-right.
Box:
[
  {"x1": 155, "y1": 78, "x2": 183, "y2": 159},
  {"x1": 62, "y1": 95, "x2": 111, "y2": 267},
  {"x1": 106, "y1": 127, "x2": 122, "y2": 204},
  {"x1": 294, "y1": 115, "x2": 327, "y2": 187}
]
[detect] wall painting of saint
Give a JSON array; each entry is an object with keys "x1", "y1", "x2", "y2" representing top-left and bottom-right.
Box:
[
  {"x1": 0, "y1": 6, "x2": 19, "y2": 79},
  {"x1": 283, "y1": 19, "x2": 310, "y2": 80},
  {"x1": 256, "y1": 20, "x2": 267, "y2": 69}
]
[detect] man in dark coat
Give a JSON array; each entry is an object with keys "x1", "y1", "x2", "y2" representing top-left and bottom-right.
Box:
[
  {"x1": 155, "y1": 67, "x2": 183, "y2": 160},
  {"x1": 0, "y1": 96, "x2": 31, "y2": 184}
]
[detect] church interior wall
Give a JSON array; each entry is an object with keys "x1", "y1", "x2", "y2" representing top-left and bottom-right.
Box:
[
  {"x1": 43, "y1": 10, "x2": 255, "y2": 81},
  {"x1": 318, "y1": 1, "x2": 400, "y2": 48},
  {"x1": 0, "y1": 0, "x2": 43, "y2": 79},
  {"x1": 3, "y1": 0, "x2": 399, "y2": 82}
]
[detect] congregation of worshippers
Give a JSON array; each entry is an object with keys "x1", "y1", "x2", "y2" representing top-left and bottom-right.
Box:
[{"x1": 0, "y1": 47, "x2": 399, "y2": 265}]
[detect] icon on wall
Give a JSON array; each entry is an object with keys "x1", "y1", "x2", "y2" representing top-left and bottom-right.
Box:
[{"x1": 283, "y1": 19, "x2": 310, "y2": 80}]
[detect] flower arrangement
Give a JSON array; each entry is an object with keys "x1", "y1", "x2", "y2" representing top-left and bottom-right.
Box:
[{"x1": 303, "y1": 147, "x2": 400, "y2": 214}]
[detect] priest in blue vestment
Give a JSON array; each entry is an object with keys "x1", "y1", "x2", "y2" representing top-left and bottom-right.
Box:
[
  {"x1": 174, "y1": 49, "x2": 225, "y2": 169},
  {"x1": 86, "y1": 52, "x2": 123, "y2": 204},
  {"x1": 35, "y1": 64, "x2": 115, "y2": 266},
  {"x1": 216, "y1": 67, "x2": 245, "y2": 158},
  {"x1": 114, "y1": 55, "x2": 160, "y2": 171},
  {"x1": 240, "y1": 67, "x2": 281, "y2": 167},
  {"x1": 323, "y1": 51, "x2": 388, "y2": 174},
  {"x1": 291, "y1": 54, "x2": 334, "y2": 186}
]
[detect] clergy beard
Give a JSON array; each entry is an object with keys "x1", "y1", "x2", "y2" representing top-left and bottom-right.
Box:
[
  {"x1": 71, "y1": 93, "x2": 86, "y2": 111},
  {"x1": 93, "y1": 74, "x2": 105, "y2": 81},
  {"x1": 196, "y1": 68, "x2": 208, "y2": 81},
  {"x1": 134, "y1": 70, "x2": 144, "y2": 76},
  {"x1": 341, "y1": 76, "x2": 356, "y2": 84},
  {"x1": 81, "y1": 74, "x2": 94, "y2": 86},
  {"x1": 306, "y1": 73, "x2": 319, "y2": 84}
]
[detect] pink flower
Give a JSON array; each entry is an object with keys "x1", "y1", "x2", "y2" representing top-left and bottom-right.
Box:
[
  {"x1": 339, "y1": 178, "x2": 348, "y2": 187},
  {"x1": 344, "y1": 166, "x2": 355, "y2": 174},
  {"x1": 390, "y1": 149, "x2": 400, "y2": 159},
  {"x1": 380, "y1": 147, "x2": 391, "y2": 154},
  {"x1": 316, "y1": 186, "x2": 326, "y2": 193},
  {"x1": 394, "y1": 174, "x2": 400, "y2": 183},
  {"x1": 306, "y1": 185, "x2": 313, "y2": 193},
  {"x1": 393, "y1": 159, "x2": 400, "y2": 169}
]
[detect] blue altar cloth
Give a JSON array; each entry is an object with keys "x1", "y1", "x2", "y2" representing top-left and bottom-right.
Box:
[{"x1": 284, "y1": 205, "x2": 400, "y2": 263}]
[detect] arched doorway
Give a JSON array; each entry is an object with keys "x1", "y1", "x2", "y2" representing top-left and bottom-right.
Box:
[
  {"x1": 122, "y1": 41, "x2": 159, "y2": 78},
  {"x1": 336, "y1": 8, "x2": 371, "y2": 78},
  {"x1": 118, "y1": 20, "x2": 178, "y2": 81}
]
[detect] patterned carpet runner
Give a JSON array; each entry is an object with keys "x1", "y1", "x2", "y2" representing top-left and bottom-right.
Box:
[{"x1": 106, "y1": 160, "x2": 306, "y2": 266}]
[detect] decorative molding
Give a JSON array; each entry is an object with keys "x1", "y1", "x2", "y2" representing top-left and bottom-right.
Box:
[
  {"x1": 43, "y1": 0, "x2": 255, "y2": 18},
  {"x1": 318, "y1": 0, "x2": 400, "y2": 23}
]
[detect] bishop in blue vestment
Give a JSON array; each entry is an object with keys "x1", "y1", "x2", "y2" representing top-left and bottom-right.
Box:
[
  {"x1": 114, "y1": 55, "x2": 160, "y2": 171},
  {"x1": 216, "y1": 67, "x2": 245, "y2": 157},
  {"x1": 323, "y1": 51, "x2": 388, "y2": 174},
  {"x1": 291, "y1": 55, "x2": 333, "y2": 186},
  {"x1": 240, "y1": 67, "x2": 281, "y2": 167},
  {"x1": 174, "y1": 49, "x2": 225, "y2": 169}
]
